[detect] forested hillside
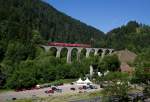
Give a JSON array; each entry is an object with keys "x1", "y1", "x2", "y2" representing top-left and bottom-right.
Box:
[
  {"x1": 106, "y1": 21, "x2": 150, "y2": 53},
  {"x1": 0, "y1": 0, "x2": 150, "y2": 89},
  {"x1": 0, "y1": 0, "x2": 105, "y2": 46},
  {"x1": 0, "y1": 0, "x2": 106, "y2": 89}
]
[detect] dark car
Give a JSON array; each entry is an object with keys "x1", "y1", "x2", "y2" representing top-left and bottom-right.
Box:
[
  {"x1": 89, "y1": 85, "x2": 94, "y2": 89},
  {"x1": 12, "y1": 97, "x2": 16, "y2": 100},
  {"x1": 70, "y1": 87, "x2": 76, "y2": 91},
  {"x1": 82, "y1": 85, "x2": 87, "y2": 90},
  {"x1": 70, "y1": 82, "x2": 74, "y2": 85},
  {"x1": 51, "y1": 86, "x2": 57, "y2": 91}
]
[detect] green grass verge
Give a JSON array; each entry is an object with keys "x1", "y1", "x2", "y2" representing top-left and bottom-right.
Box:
[{"x1": 0, "y1": 89, "x2": 14, "y2": 93}]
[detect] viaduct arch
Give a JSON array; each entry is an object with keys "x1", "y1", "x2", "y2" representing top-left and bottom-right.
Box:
[{"x1": 41, "y1": 45, "x2": 114, "y2": 63}]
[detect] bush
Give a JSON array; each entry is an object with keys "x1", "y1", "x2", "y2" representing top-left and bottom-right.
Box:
[{"x1": 143, "y1": 85, "x2": 150, "y2": 98}]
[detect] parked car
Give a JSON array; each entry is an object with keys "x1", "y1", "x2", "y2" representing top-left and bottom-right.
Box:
[
  {"x1": 12, "y1": 97, "x2": 16, "y2": 100},
  {"x1": 78, "y1": 87, "x2": 83, "y2": 90},
  {"x1": 56, "y1": 88, "x2": 62, "y2": 93},
  {"x1": 70, "y1": 82, "x2": 74, "y2": 85},
  {"x1": 70, "y1": 87, "x2": 76, "y2": 91},
  {"x1": 51, "y1": 86, "x2": 57, "y2": 91},
  {"x1": 82, "y1": 85, "x2": 87, "y2": 90},
  {"x1": 89, "y1": 85, "x2": 94, "y2": 89},
  {"x1": 45, "y1": 89, "x2": 54, "y2": 94},
  {"x1": 89, "y1": 85, "x2": 98, "y2": 89}
]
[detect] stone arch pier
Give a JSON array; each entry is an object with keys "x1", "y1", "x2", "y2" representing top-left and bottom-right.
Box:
[{"x1": 41, "y1": 45, "x2": 114, "y2": 63}]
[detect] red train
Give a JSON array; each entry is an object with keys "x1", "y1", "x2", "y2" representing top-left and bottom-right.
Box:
[{"x1": 48, "y1": 42, "x2": 91, "y2": 48}]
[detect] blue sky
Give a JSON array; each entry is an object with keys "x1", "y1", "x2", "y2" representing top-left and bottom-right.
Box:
[{"x1": 44, "y1": 0, "x2": 150, "y2": 33}]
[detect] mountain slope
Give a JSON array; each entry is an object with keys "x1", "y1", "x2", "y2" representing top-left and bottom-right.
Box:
[
  {"x1": 106, "y1": 21, "x2": 150, "y2": 53},
  {"x1": 0, "y1": 0, "x2": 105, "y2": 47}
]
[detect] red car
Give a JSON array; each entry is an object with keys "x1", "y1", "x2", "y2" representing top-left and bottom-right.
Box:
[{"x1": 45, "y1": 89, "x2": 54, "y2": 94}]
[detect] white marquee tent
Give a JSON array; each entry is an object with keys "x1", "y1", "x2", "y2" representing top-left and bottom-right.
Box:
[
  {"x1": 76, "y1": 77, "x2": 92, "y2": 85},
  {"x1": 76, "y1": 78, "x2": 84, "y2": 84},
  {"x1": 84, "y1": 77, "x2": 92, "y2": 84}
]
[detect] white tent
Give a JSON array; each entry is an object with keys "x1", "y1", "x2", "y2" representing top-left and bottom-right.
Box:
[
  {"x1": 98, "y1": 72, "x2": 102, "y2": 77},
  {"x1": 76, "y1": 78, "x2": 84, "y2": 84},
  {"x1": 84, "y1": 77, "x2": 92, "y2": 84}
]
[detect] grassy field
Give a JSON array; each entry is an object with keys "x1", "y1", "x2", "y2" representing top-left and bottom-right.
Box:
[
  {"x1": 0, "y1": 89, "x2": 14, "y2": 93},
  {"x1": 10, "y1": 91, "x2": 102, "y2": 102}
]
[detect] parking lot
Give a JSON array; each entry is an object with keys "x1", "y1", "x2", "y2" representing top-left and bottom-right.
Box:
[{"x1": 0, "y1": 84, "x2": 101, "y2": 102}]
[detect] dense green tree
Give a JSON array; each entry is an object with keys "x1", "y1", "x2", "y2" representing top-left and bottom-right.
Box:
[
  {"x1": 0, "y1": 68, "x2": 6, "y2": 88},
  {"x1": 0, "y1": 0, "x2": 150, "y2": 90},
  {"x1": 104, "y1": 72, "x2": 129, "y2": 81},
  {"x1": 106, "y1": 21, "x2": 150, "y2": 53},
  {"x1": 5, "y1": 60, "x2": 37, "y2": 89},
  {"x1": 132, "y1": 48, "x2": 150, "y2": 84},
  {"x1": 0, "y1": 0, "x2": 105, "y2": 47},
  {"x1": 3, "y1": 49, "x2": 102, "y2": 89},
  {"x1": 31, "y1": 30, "x2": 45, "y2": 44},
  {"x1": 3, "y1": 41, "x2": 35, "y2": 63},
  {"x1": 0, "y1": 44, "x2": 5, "y2": 62},
  {"x1": 102, "y1": 72, "x2": 130, "y2": 101},
  {"x1": 98, "y1": 54, "x2": 121, "y2": 72}
]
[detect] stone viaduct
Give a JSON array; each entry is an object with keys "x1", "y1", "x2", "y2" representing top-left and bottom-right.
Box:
[{"x1": 41, "y1": 45, "x2": 114, "y2": 63}]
